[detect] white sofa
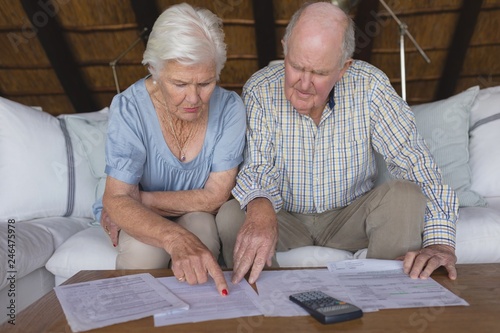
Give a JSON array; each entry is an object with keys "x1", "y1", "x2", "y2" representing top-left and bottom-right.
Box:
[{"x1": 2, "y1": 85, "x2": 500, "y2": 324}]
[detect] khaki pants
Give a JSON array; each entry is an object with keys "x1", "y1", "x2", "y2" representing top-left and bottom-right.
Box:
[
  {"x1": 115, "y1": 212, "x2": 220, "y2": 269},
  {"x1": 216, "y1": 180, "x2": 426, "y2": 268}
]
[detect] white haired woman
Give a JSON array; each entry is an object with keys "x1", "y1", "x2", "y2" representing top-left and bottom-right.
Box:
[{"x1": 93, "y1": 3, "x2": 245, "y2": 296}]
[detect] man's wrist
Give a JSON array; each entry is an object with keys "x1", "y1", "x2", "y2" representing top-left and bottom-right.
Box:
[{"x1": 239, "y1": 191, "x2": 279, "y2": 212}]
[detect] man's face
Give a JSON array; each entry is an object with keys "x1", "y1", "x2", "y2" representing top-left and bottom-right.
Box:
[{"x1": 283, "y1": 27, "x2": 349, "y2": 118}]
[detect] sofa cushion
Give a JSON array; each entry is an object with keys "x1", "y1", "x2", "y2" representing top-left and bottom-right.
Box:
[
  {"x1": 0, "y1": 216, "x2": 89, "y2": 290},
  {"x1": 0, "y1": 97, "x2": 99, "y2": 220},
  {"x1": 455, "y1": 199, "x2": 500, "y2": 263},
  {"x1": 46, "y1": 226, "x2": 118, "y2": 283},
  {"x1": 469, "y1": 85, "x2": 500, "y2": 198}
]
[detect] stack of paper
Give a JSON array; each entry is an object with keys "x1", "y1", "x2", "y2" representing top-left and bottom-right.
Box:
[{"x1": 55, "y1": 260, "x2": 469, "y2": 331}]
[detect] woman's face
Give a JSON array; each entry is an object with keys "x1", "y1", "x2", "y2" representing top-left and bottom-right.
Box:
[{"x1": 155, "y1": 60, "x2": 217, "y2": 122}]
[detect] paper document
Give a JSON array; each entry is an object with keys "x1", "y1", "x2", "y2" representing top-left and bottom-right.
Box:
[
  {"x1": 55, "y1": 273, "x2": 189, "y2": 332},
  {"x1": 255, "y1": 269, "x2": 357, "y2": 316},
  {"x1": 154, "y1": 271, "x2": 262, "y2": 327},
  {"x1": 327, "y1": 259, "x2": 469, "y2": 310}
]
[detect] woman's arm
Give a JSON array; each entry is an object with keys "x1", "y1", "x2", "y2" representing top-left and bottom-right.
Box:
[
  {"x1": 140, "y1": 167, "x2": 238, "y2": 216},
  {"x1": 102, "y1": 175, "x2": 229, "y2": 294},
  {"x1": 102, "y1": 175, "x2": 191, "y2": 250}
]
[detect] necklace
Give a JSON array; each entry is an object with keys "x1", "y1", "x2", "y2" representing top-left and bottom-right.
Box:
[{"x1": 151, "y1": 87, "x2": 198, "y2": 162}]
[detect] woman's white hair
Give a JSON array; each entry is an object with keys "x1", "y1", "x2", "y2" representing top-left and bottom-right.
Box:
[{"x1": 142, "y1": 3, "x2": 227, "y2": 80}]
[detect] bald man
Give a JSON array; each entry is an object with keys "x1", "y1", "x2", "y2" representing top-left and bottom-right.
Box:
[{"x1": 217, "y1": 1, "x2": 458, "y2": 284}]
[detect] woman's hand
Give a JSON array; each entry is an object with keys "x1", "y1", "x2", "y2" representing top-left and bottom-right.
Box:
[
  {"x1": 168, "y1": 231, "x2": 228, "y2": 296},
  {"x1": 101, "y1": 181, "x2": 142, "y2": 246},
  {"x1": 100, "y1": 209, "x2": 121, "y2": 247}
]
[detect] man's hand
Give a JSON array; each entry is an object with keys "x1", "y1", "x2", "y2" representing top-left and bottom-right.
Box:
[
  {"x1": 168, "y1": 231, "x2": 228, "y2": 296},
  {"x1": 401, "y1": 244, "x2": 457, "y2": 280},
  {"x1": 232, "y1": 198, "x2": 278, "y2": 284},
  {"x1": 100, "y1": 210, "x2": 121, "y2": 247}
]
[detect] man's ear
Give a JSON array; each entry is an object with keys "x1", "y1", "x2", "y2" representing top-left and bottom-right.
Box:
[{"x1": 339, "y1": 58, "x2": 353, "y2": 77}]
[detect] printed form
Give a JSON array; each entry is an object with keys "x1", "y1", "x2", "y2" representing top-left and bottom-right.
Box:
[
  {"x1": 254, "y1": 260, "x2": 468, "y2": 316},
  {"x1": 54, "y1": 273, "x2": 189, "y2": 332},
  {"x1": 154, "y1": 271, "x2": 262, "y2": 327},
  {"x1": 327, "y1": 259, "x2": 469, "y2": 310}
]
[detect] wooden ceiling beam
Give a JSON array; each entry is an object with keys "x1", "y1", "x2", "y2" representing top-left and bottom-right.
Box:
[
  {"x1": 353, "y1": 0, "x2": 380, "y2": 62},
  {"x1": 130, "y1": 0, "x2": 160, "y2": 41},
  {"x1": 435, "y1": 0, "x2": 484, "y2": 100},
  {"x1": 252, "y1": 0, "x2": 277, "y2": 68},
  {"x1": 20, "y1": 0, "x2": 99, "y2": 113}
]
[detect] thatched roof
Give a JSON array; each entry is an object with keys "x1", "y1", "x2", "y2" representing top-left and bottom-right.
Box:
[{"x1": 1, "y1": 0, "x2": 499, "y2": 115}]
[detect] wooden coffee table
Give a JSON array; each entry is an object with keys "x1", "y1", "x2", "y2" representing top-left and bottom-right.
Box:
[{"x1": 2, "y1": 264, "x2": 500, "y2": 332}]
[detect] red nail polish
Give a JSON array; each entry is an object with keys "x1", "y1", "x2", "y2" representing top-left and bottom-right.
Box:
[
  {"x1": 222, "y1": 289, "x2": 228, "y2": 296},
  {"x1": 113, "y1": 244, "x2": 116, "y2": 247}
]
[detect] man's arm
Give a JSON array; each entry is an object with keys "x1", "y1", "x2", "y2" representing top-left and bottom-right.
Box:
[
  {"x1": 370, "y1": 74, "x2": 459, "y2": 279},
  {"x1": 231, "y1": 70, "x2": 283, "y2": 283}
]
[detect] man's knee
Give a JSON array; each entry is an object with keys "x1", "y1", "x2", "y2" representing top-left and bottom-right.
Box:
[{"x1": 385, "y1": 180, "x2": 426, "y2": 210}]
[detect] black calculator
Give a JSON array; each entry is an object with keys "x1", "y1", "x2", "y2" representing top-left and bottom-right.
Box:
[{"x1": 289, "y1": 290, "x2": 363, "y2": 324}]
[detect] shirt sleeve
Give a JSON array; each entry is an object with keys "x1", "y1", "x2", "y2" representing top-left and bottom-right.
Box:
[
  {"x1": 232, "y1": 81, "x2": 283, "y2": 211},
  {"x1": 104, "y1": 93, "x2": 147, "y2": 185},
  {"x1": 370, "y1": 74, "x2": 459, "y2": 248},
  {"x1": 211, "y1": 91, "x2": 247, "y2": 172}
]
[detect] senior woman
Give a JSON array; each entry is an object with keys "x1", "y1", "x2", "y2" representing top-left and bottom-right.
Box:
[{"x1": 92, "y1": 3, "x2": 245, "y2": 296}]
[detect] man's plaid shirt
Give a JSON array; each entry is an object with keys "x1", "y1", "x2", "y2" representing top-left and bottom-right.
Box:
[{"x1": 232, "y1": 60, "x2": 458, "y2": 248}]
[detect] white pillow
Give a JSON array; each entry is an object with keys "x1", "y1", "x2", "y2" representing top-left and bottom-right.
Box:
[
  {"x1": 59, "y1": 109, "x2": 108, "y2": 179},
  {"x1": 411, "y1": 86, "x2": 485, "y2": 207},
  {"x1": 276, "y1": 246, "x2": 354, "y2": 267},
  {"x1": 0, "y1": 98, "x2": 68, "y2": 220},
  {"x1": 469, "y1": 86, "x2": 500, "y2": 197},
  {"x1": 0, "y1": 98, "x2": 101, "y2": 220},
  {"x1": 46, "y1": 226, "x2": 117, "y2": 282},
  {"x1": 59, "y1": 109, "x2": 108, "y2": 205}
]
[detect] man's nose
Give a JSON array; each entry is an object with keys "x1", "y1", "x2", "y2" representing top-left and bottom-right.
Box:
[{"x1": 298, "y1": 71, "x2": 313, "y2": 90}]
